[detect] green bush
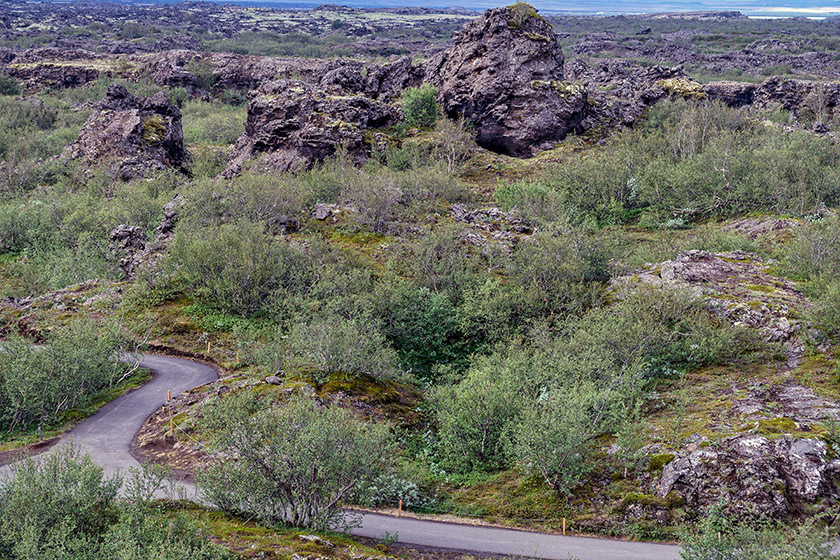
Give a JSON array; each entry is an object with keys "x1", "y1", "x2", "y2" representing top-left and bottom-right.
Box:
[
  {"x1": 181, "y1": 99, "x2": 245, "y2": 145},
  {"x1": 168, "y1": 86, "x2": 189, "y2": 107},
  {"x1": 277, "y1": 314, "x2": 404, "y2": 383},
  {"x1": 509, "y1": 225, "x2": 610, "y2": 316},
  {"x1": 681, "y1": 504, "x2": 838, "y2": 560},
  {"x1": 805, "y1": 278, "x2": 840, "y2": 338},
  {"x1": 401, "y1": 84, "x2": 441, "y2": 128},
  {"x1": 0, "y1": 446, "x2": 120, "y2": 558},
  {"x1": 0, "y1": 448, "x2": 231, "y2": 559},
  {"x1": 376, "y1": 284, "x2": 466, "y2": 381},
  {"x1": 434, "y1": 347, "x2": 531, "y2": 473},
  {"x1": 783, "y1": 215, "x2": 840, "y2": 279},
  {"x1": 186, "y1": 58, "x2": 218, "y2": 91},
  {"x1": 341, "y1": 170, "x2": 401, "y2": 233},
  {"x1": 389, "y1": 225, "x2": 477, "y2": 297},
  {"x1": 168, "y1": 221, "x2": 315, "y2": 316},
  {"x1": 199, "y1": 394, "x2": 393, "y2": 530},
  {"x1": 0, "y1": 73, "x2": 20, "y2": 95},
  {"x1": 0, "y1": 318, "x2": 135, "y2": 432}
]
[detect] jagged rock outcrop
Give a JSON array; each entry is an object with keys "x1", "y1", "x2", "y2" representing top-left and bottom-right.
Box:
[
  {"x1": 565, "y1": 59, "x2": 692, "y2": 130},
  {"x1": 615, "y1": 250, "x2": 808, "y2": 342},
  {"x1": 427, "y1": 4, "x2": 586, "y2": 157},
  {"x1": 107, "y1": 195, "x2": 184, "y2": 280},
  {"x1": 361, "y1": 55, "x2": 424, "y2": 100},
  {"x1": 65, "y1": 84, "x2": 188, "y2": 180},
  {"x1": 4, "y1": 48, "x2": 135, "y2": 91},
  {"x1": 141, "y1": 50, "x2": 421, "y2": 100},
  {"x1": 659, "y1": 435, "x2": 840, "y2": 517},
  {"x1": 705, "y1": 76, "x2": 840, "y2": 120},
  {"x1": 224, "y1": 80, "x2": 399, "y2": 176},
  {"x1": 109, "y1": 225, "x2": 147, "y2": 280}
]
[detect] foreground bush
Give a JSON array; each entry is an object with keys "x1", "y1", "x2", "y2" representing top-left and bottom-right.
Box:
[
  {"x1": 0, "y1": 446, "x2": 120, "y2": 558},
  {"x1": 199, "y1": 394, "x2": 393, "y2": 530},
  {"x1": 0, "y1": 447, "x2": 229, "y2": 560},
  {"x1": 681, "y1": 505, "x2": 839, "y2": 560}
]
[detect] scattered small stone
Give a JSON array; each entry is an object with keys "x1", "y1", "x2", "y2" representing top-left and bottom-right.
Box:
[{"x1": 299, "y1": 534, "x2": 334, "y2": 548}]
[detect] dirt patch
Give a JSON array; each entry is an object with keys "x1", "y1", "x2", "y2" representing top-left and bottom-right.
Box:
[
  {"x1": 356, "y1": 538, "x2": 518, "y2": 560},
  {"x1": 0, "y1": 436, "x2": 61, "y2": 467}
]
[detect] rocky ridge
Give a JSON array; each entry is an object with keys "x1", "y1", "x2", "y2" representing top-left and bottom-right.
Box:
[
  {"x1": 223, "y1": 80, "x2": 400, "y2": 176},
  {"x1": 613, "y1": 248, "x2": 840, "y2": 518},
  {"x1": 7, "y1": 3, "x2": 840, "y2": 170}
]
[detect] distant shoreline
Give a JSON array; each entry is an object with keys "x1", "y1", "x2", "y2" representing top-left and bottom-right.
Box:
[{"x1": 30, "y1": 0, "x2": 840, "y2": 19}]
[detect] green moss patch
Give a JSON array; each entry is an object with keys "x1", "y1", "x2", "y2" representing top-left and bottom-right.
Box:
[
  {"x1": 180, "y1": 506, "x2": 393, "y2": 559},
  {"x1": 648, "y1": 453, "x2": 676, "y2": 475},
  {"x1": 142, "y1": 114, "x2": 168, "y2": 143},
  {"x1": 757, "y1": 416, "x2": 798, "y2": 434}
]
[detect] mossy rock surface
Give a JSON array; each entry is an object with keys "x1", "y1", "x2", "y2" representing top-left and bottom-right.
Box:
[{"x1": 142, "y1": 114, "x2": 168, "y2": 143}]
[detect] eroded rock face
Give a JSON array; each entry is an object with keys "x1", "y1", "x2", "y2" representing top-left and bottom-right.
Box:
[
  {"x1": 224, "y1": 80, "x2": 399, "y2": 176},
  {"x1": 427, "y1": 4, "x2": 586, "y2": 157},
  {"x1": 616, "y1": 250, "x2": 808, "y2": 342},
  {"x1": 565, "y1": 59, "x2": 690, "y2": 130},
  {"x1": 109, "y1": 225, "x2": 146, "y2": 280},
  {"x1": 65, "y1": 84, "x2": 188, "y2": 180},
  {"x1": 107, "y1": 195, "x2": 184, "y2": 280},
  {"x1": 659, "y1": 435, "x2": 840, "y2": 516},
  {"x1": 706, "y1": 76, "x2": 840, "y2": 121}
]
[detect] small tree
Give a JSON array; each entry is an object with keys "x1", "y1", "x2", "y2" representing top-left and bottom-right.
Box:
[
  {"x1": 401, "y1": 84, "x2": 441, "y2": 128},
  {"x1": 199, "y1": 394, "x2": 393, "y2": 530}
]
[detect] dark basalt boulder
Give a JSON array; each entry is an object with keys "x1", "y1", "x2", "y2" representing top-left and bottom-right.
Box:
[
  {"x1": 65, "y1": 84, "x2": 188, "y2": 180},
  {"x1": 109, "y1": 224, "x2": 146, "y2": 280},
  {"x1": 224, "y1": 80, "x2": 399, "y2": 177},
  {"x1": 426, "y1": 4, "x2": 586, "y2": 157},
  {"x1": 362, "y1": 55, "x2": 424, "y2": 100},
  {"x1": 753, "y1": 76, "x2": 840, "y2": 115},
  {"x1": 703, "y1": 81, "x2": 758, "y2": 106}
]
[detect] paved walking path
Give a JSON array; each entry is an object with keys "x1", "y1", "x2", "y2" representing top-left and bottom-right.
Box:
[{"x1": 1, "y1": 354, "x2": 682, "y2": 560}]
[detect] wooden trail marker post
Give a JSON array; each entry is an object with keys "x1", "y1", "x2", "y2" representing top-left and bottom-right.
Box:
[{"x1": 398, "y1": 500, "x2": 402, "y2": 517}]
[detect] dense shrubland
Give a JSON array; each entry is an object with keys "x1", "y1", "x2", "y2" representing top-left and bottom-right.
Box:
[
  {"x1": 4, "y1": 75, "x2": 840, "y2": 549},
  {"x1": 0, "y1": 318, "x2": 138, "y2": 434},
  {"x1": 433, "y1": 285, "x2": 758, "y2": 484},
  {"x1": 499, "y1": 101, "x2": 840, "y2": 227}
]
